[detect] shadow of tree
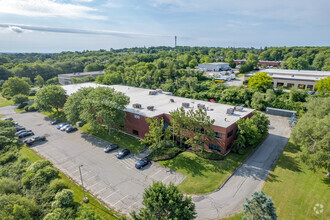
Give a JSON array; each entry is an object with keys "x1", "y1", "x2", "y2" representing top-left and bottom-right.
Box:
[
  {"x1": 275, "y1": 152, "x2": 302, "y2": 173},
  {"x1": 266, "y1": 173, "x2": 281, "y2": 183}
]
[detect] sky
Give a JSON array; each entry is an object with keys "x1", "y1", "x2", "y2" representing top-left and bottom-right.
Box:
[{"x1": 0, "y1": 0, "x2": 329, "y2": 52}]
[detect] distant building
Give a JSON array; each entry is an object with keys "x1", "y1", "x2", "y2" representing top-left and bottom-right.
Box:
[
  {"x1": 234, "y1": 60, "x2": 281, "y2": 67},
  {"x1": 244, "y1": 69, "x2": 330, "y2": 90},
  {"x1": 198, "y1": 62, "x2": 231, "y2": 72},
  {"x1": 58, "y1": 71, "x2": 104, "y2": 85},
  {"x1": 62, "y1": 83, "x2": 255, "y2": 154}
]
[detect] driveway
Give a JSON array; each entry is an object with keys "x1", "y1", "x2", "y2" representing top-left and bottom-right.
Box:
[
  {"x1": 0, "y1": 105, "x2": 185, "y2": 215},
  {"x1": 193, "y1": 114, "x2": 291, "y2": 219},
  {"x1": 224, "y1": 77, "x2": 244, "y2": 86}
]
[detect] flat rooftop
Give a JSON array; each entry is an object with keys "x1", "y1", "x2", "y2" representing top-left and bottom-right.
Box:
[
  {"x1": 199, "y1": 62, "x2": 229, "y2": 65},
  {"x1": 62, "y1": 83, "x2": 254, "y2": 128},
  {"x1": 58, "y1": 71, "x2": 105, "y2": 78},
  {"x1": 257, "y1": 69, "x2": 330, "y2": 77}
]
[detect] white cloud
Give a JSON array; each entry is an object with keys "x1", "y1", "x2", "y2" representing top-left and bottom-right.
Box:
[
  {"x1": 72, "y1": 0, "x2": 94, "y2": 2},
  {"x1": 8, "y1": 26, "x2": 24, "y2": 33},
  {"x1": 0, "y1": 0, "x2": 107, "y2": 20}
]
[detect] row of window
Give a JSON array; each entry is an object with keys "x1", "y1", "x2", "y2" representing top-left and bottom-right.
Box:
[{"x1": 209, "y1": 144, "x2": 221, "y2": 152}]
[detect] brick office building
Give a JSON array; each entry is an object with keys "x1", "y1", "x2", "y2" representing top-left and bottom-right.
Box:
[{"x1": 62, "y1": 83, "x2": 254, "y2": 154}]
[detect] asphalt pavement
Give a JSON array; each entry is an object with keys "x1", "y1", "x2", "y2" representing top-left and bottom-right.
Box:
[
  {"x1": 0, "y1": 105, "x2": 185, "y2": 215},
  {"x1": 193, "y1": 114, "x2": 291, "y2": 219}
]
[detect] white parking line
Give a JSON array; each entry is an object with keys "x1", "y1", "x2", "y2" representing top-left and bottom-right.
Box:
[
  {"x1": 150, "y1": 169, "x2": 162, "y2": 178},
  {"x1": 114, "y1": 195, "x2": 128, "y2": 205},
  {"x1": 161, "y1": 175, "x2": 171, "y2": 183},
  {"x1": 88, "y1": 181, "x2": 102, "y2": 189},
  {"x1": 84, "y1": 174, "x2": 97, "y2": 181},
  {"x1": 104, "y1": 190, "x2": 119, "y2": 200},
  {"x1": 127, "y1": 201, "x2": 137, "y2": 210},
  {"x1": 95, "y1": 187, "x2": 107, "y2": 195}
]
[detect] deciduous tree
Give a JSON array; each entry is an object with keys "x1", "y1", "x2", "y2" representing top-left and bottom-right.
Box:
[
  {"x1": 248, "y1": 72, "x2": 273, "y2": 92},
  {"x1": 35, "y1": 85, "x2": 67, "y2": 113},
  {"x1": 131, "y1": 181, "x2": 196, "y2": 220},
  {"x1": 2, "y1": 77, "x2": 30, "y2": 97}
]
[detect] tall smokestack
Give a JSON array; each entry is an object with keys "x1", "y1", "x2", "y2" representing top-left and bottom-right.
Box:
[{"x1": 175, "y1": 36, "x2": 177, "y2": 48}]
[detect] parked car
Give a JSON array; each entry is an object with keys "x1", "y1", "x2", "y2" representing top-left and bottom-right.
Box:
[
  {"x1": 57, "y1": 123, "x2": 69, "y2": 129},
  {"x1": 50, "y1": 119, "x2": 61, "y2": 125},
  {"x1": 24, "y1": 136, "x2": 46, "y2": 146},
  {"x1": 18, "y1": 131, "x2": 34, "y2": 138},
  {"x1": 15, "y1": 129, "x2": 32, "y2": 136},
  {"x1": 104, "y1": 144, "x2": 119, "y2": 153},
  {"x1": 60, "y1": 124, "x2": 71, "y2": 131},
  {"x1": 2, "y1": 117, "x2": 13, "y2": 121},
  {"x1": 116, "y1": 149, "x2": 130, "y2": 159},
  {"x1": 65, "y1": 126, "x2": 78, "y2": 133},
  {"x1": 15, "y1": 126, "x2": 25, "y2": 132},
  {"x1": 135, "y1": 158, "x2": 151, "y2": 169}
]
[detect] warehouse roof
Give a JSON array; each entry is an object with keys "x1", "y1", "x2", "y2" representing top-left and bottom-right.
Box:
[
  {"x1": 58, "y1": 71, "x2": 104, "y2": 78},
  {"x1": 62, "y1": 83, "x2": 254, "y2": 128},
  {"x1": 257, "y1": 69, "x2": 330, "y2": 77},
  {"x1": 199, "y1": 62, "x2": 229, "y2": 65}
]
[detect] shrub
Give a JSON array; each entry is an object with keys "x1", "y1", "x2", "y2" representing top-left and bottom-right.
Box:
[
  {"x1": 12, "y1": 94, "x2": 29, "y2": 104},
  {"x1": 50, "y1": 179, "x2": 68, "y2": 193},
  {"x1": 17, "y1": 102, "x2": 28, "y2": 109},
  {"x1": 0, "y1": 177, "x2": 21, "y2": 195},
  {"x1": 27, "y1": 160, "x2": 52, "y2": 172},
  {"x1": 29, "y1": 90, "x2": 36, "y2": 96},
  {"x1": 149, "y1": 146, "x2": 183, "y2": 161},
  {"x1": 0, "y1": 152, "x2": 17, "y2": 165},
  {"x1": 52, "y1": 189, "x2": 74, "y2": 208},
  {"x1": 194, "y1": 149, "x2": 225, "y2": 160}
]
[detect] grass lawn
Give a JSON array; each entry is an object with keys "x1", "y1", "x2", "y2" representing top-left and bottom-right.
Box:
[
  {"x1": 41, "y1": 109, "x2": 67, "y2": 122},
  {"x1": 80, "y1": 123, "x2": 145, "y2": 154},
  {"x1": 0, "y1": 94, "x2": 14, "y2": 107},
  {"x1": 19, "y1": 145, "x2": 119, "y2": 220},
  {"x1": 0, "y1": 114, "x2": 4, "y2": 118},
  {"x1": 221, "y1": 212, "x2": 244, "y2": 220},
  {"x1": 262, "y1": 140, "x2": 329, "y2": 220},
  {"x1": 158, "y1": 149, "x2": 253, "y2": 195},
  {"x1": 14, "y1": 108, "x2": 26, "y2": 113}
]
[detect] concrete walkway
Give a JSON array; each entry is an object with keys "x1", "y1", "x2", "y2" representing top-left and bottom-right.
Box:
[{"x1": 194, "y1": 115, "x2": 291, "y2": 219}]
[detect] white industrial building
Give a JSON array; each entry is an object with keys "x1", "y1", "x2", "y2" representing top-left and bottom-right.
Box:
[{"x1": 198, "y1": 62, "x2": 231, "y2": 72}]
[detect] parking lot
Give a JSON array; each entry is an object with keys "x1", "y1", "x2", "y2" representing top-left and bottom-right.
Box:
[{"x1": 2, "y1": 106, "x2": 185, "y2": 214}]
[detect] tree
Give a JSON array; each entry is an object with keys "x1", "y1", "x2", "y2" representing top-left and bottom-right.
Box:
[
  {"x1": 189, "y1": 59, "x2": 198, "y2": 69},
  {"x1": 243, "y1": 191, "x2": 277, "y2": 220},
  {"x1": 142, "y1": 117, "x2": 173, "y2": 153},
  {"x1": 80, "y1": 87, "x2": 130, "y2": 132},
  {"x1": 229, "y1": 59, "x2": 236, "y2": 68},
  {"x1": 170, "y1": 107, "x2": 189, "y2": 148},
  {"x1": 34, "y1": 75, "x2": 45, "y2": 87},
  {"x1": 248, "y1": 72, "x2": 273, "y2": 92},
  {"x1": 131, "y1": 182, "x2": 196, "y2": 220},
  {"x1": 315, "y1": 76, "x2": 330, "y2": 94},
  {"x1": 46, "y1": 77, "x2": 60, "y2": 85},
  {"x1": 12, "y1": 94, "x2": 29, "y2": 104},
  {"x1": 1, "y1": 77, "x2": 30, "y2": 97},
  {"x1": 52, "y1": 189, "x2": 74, "y2": 208},
  {"x1": 63, "y1": 87, "x2": 93, "y2": 124},
  {"x1": 35, "y1": 85, "x2": 67, "y2": 113},
  {"x1": 84, "y1": 63, "x2": 104, "y2": 72},
  {"x1": 0, "y1": 66, "x2": 12, "y2": 80},
  {"x1": 291, "y1": 97, "x2": 330, "y2": 175},
  {"x1": 239, "y1": 63, "x2": 254, "y2": 73},
  {"x1": 246, "y1": 54, "x2": 259, "y2": 68},
  {"x1": 186, "y1": 108, "x2": 215, "y2": 151}
]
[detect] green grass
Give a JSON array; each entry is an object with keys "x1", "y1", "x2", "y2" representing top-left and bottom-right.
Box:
[
  {"x1": 0, "y1": 115, "x2": 4, "y2": 118},
  {"x1": 41, "y1": 109, "x2": 67, "y2": 122},
  {"x1": 80, "y1": 123, "x2": 145, "y2": 154},
  {"x1": 262, "y1": 140, "x2": 329, "y2": 220},
  {"x1": 221, "y1": 212, "x2": 244, "y2": 220},
  {"x1": 158, "y1": 149, "x2": 253, "y2": 195},
  {"x1": 19, "y1": 145, "x2": 119, "y2": 220},
  {"x1": 14, "y1": 108, "x2": 26, "y2": 113},
  {"x1": 0, "y1": 94, "x2": 14, "y2": 107}
]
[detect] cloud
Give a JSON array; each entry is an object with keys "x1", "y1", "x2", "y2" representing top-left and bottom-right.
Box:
[
  {"x1": 0, "y1": 23, "x2": 172, "y2": 38},
  {"x1": 72, "y1": 0, "x2": 94, "y2": 2},
  {"x1": 0, "y1": 0, "x2": 106, "y2": 20}
]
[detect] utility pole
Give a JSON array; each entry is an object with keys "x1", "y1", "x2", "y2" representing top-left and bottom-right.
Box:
[
  {"x1": 79, "y1": 165, "x2": 89, "y2": 203},
  {"x1": 175, "y1": 36, "x2": 177, "y2": 48}
]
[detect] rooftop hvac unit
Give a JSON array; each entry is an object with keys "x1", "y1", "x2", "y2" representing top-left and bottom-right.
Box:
[
  {"x1": 156, "y1": 89, "x2": 162, "y2": 93},
  {"x1": 226, "y1": 108, "x2": 234, "y2": 115},
  {"x1": 147, "y1": 106, "x2": 154, "y2": 111},
  {"x1": 234, "y1": 106, "x2": 244, "y2": 111},
  {"x1": 197, "y1": 104, "x2": 206, "y2": 110},
  {"x1": 149, "y1": 91, "x2": 157, "y2": 95},
  {"x1": 170, "y1": 99, "x2": 175, "y2": 103},
  {"x1": 133, "y1": 103, "x2": 142, "y2": 109},
  {"x1": 182, "y1": 102, "x2": 190, "y2": 108}
]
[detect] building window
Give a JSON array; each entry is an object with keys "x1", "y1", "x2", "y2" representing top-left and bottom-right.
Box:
[
  {"x1": 227, "y1": 130, "x2": 233, "y2": 138},
  {"x1": 307, "y1": 85, "x2": 313, "y2": 90},
  {"x1": 215, "y1": 132, "x2": 222, "y2": 139},
  {"x1": 298, "y1": 84, "x2": 306, "y2": 89},
  {"x1": 277, "y1": 82, "x2": 284, "y2": 87},
  {"x1": 287, "y1": 83, "x2": 294, "y2": 88},
  {"x1": 226, "y1": 143, "x2": 232, "y2": 151},
  {"x1": 133, "y1": 130, "x2": 139, "y2": 135},
  {"x1": 209, "y1": 144, "x2": 221, "y2": 152}
]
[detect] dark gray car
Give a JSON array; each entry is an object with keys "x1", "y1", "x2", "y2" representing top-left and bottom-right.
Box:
[{"x1": 104, "y1": 144, "x2": 119, "y2": 153}]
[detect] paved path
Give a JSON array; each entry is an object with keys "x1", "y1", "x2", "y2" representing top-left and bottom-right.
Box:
[
  {"x1": 0, "y1": 105, "x2": 185, "y2": 215},
  {"x1": 194, "y1": 115, "x2": 291, "y2": 219}
]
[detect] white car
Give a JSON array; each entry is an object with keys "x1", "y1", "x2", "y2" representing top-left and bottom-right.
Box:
[{"x1": 60, "y1": 124, "x2": 71, "y2": 131}]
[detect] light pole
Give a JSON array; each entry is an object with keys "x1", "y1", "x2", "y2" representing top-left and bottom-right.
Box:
[{"x1": 78, "y1": 164, "x2": 89, "y2": 203}]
